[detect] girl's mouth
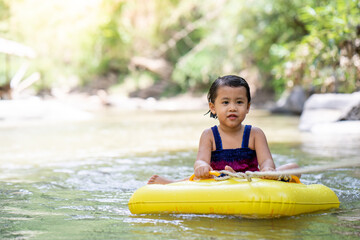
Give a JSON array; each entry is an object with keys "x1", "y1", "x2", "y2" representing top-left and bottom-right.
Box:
[{"x1": 227, "y1": 114, "x2": 238, "y2": 119}]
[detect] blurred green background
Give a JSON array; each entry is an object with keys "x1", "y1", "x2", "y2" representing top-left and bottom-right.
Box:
[{"x1": 1, "y1": 0, "x2": 359, "y2": 99}]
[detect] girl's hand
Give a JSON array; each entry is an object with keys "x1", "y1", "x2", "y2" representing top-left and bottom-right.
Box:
[
  {"x1": 224, "y1": 165, "x2": 236, "y2": 173},
  {"x1": 260, "y1": 166, "x2": 278, "y2": 180},
  {"x1": 194, "y1": 165, "x2": 213, "y2": 179},
  {"x1": 261, "y1": 166, "x2": 275, "y2": 172}
]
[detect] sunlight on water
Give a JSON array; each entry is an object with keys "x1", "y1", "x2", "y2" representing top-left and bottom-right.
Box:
[{"x1": 0, "y1": 109, "x2": 359, "y2": 239}]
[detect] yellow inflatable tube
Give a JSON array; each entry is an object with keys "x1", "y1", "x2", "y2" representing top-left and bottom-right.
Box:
[{"x1": 128, "y1": 176, "x2": 340, "y2": 218}]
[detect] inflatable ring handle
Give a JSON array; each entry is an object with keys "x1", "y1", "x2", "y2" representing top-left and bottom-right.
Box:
[
  {"x1": 189, "y1": 171, "x2": 220, "y2": 181},
  {"x1": 290, "y1": 175, "x2": 301, "y2": 184}
]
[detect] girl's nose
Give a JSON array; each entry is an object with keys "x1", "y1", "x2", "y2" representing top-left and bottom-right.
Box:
[{"x1": 229, "y1": 103, "x2": 236, "y2": 111}]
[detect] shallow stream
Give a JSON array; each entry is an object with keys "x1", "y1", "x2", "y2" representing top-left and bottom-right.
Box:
[{"x1": 0, "y1": 109, "x2": 359, "y2": 239}]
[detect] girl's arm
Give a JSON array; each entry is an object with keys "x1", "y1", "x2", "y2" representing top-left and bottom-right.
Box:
[
  {"x1": 194, "y1": 129, "x2": 213, "y2": 178},
  {"x1": 252, "y1": 127, "x2": 276, "y2": 172}
]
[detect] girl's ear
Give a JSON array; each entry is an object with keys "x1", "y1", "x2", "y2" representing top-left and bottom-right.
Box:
[
  {"x1": 209, "y1": 102, "x2": 216, "y2": 115},
  {"x1": 246, "y1": 102, "x2": 251, "y2": 113}
]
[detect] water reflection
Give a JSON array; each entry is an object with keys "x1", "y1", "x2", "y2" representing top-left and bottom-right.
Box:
[
  {"x1": 126, "y1": 213, "x2": 342, "y2": 240},
  {"x1": 301, "y1": 133, "x2": 360, "y2": 158}
]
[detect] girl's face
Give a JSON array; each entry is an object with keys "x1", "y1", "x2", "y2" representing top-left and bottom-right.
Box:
[{"x1": 209, "y1": 86, "x2": 250, "y2": 129}]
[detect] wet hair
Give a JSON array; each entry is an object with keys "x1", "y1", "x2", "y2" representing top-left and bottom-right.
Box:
[{"x1": 206, "y1": 75, "x2": 251, "y2": 118}]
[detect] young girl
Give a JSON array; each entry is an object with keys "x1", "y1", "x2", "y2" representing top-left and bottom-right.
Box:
[{"x1": 148, "y1": 75, "x2": 299, "y2": 184}]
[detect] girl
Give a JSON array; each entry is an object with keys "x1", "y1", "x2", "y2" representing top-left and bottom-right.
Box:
[{"x1": 148, "y1": 75, "x2": 299, "y2": 184}]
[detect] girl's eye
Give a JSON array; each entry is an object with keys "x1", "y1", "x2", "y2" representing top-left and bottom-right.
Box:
[
  {"x1": 222, "y1": 101, "x2": 229, "y2": 104},
  {"x1": 237, "y1": 101, "x2": 244, "y2": 104}
]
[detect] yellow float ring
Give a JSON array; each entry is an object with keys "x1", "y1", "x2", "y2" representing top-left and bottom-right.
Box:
[{"x1": 129, "y1": 173, "x2": 339, "y2": 218}]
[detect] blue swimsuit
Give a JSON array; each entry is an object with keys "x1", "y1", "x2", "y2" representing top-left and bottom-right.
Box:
[{"x1": 210, "y1": 125, "x2": 260, "y2": 172}]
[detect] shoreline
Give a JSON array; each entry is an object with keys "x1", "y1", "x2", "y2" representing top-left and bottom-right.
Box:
[
  {"x1": 0, "y1": 93, "x2": 210, "y2": 124},
  {"x1": 1, "y1": 93, "x2": 359, "y2": 135}
]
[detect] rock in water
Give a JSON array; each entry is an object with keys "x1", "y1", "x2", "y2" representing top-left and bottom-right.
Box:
[{"x1": 299, "y1": 92, "x2": 360, "y2": 132}]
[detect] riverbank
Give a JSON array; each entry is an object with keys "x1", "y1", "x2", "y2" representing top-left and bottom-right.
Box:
[
  {"x1": 1, "y1": 91, "x2": 359, "y2": 135},
  {"x1": 0, "y1": 93, "x2": 209, "y2": 124}
]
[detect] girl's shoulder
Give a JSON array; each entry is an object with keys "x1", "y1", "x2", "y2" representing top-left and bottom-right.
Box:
[
  {"x1": 201, "y1": 127, "x2": 214, "y2": 139},
  {"x1": 200, "y1": 127, "x2": 217, "y2": 143},
  {"x1": 248, "y1": 125, "x2": 263, "y2": 133},
  {"x1": 199, "y1": 127, "x2": 216, "y2": 151},
  {"x1": 248, "y1": 125, "x2": 267, "y2": 139},
  {"x1": 247, "y1": 125, "x2": 267, "y2": 149}
]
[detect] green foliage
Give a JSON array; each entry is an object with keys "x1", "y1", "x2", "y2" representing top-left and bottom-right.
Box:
[
  {"x1": 271, "y1": 0, "x2": 360, "y2": 93},
  {"x1": 172, "y1": 48, "x2": 221, "y2": 91},
  {"x1": 1, "y1": 0, "x2": 359, "y2": 96},
  {"x1": 74, "y1": 1, "x2": 131, "y2": 86},
  {"x1": 0, "y1": 0, "x2": 10, "y2": 22}
]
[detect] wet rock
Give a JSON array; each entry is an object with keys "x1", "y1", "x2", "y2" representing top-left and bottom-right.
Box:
[
  {"x1": 299, "y1": 92, "x2": 360, "y2": 132},
  {"x1": 271, "y1": 86, "x2": 306, "y2": 115},
  {"x1": 339, "y1": 101, "x2": 360, "y2": 121},
  {"x1": 129, "y1": 81, "x2": 170, "y2": 99}
]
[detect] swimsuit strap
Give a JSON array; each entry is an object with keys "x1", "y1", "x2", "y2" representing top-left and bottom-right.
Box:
[
  {"x1": 241, "y1": 125, "x2": 252, "y2": 148},
  {"x1": 211, "y1": 126, "x2": 223, "y2": 150}
]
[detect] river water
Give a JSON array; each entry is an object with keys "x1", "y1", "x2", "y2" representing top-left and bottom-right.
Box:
[{"x1": 0, "y1": 109, "x2": 359, "y2": 239}]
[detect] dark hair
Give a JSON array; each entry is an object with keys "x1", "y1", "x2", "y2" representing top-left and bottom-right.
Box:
[{"x1": 206, "y1": 75, "x2": 251, "y2": 118}]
